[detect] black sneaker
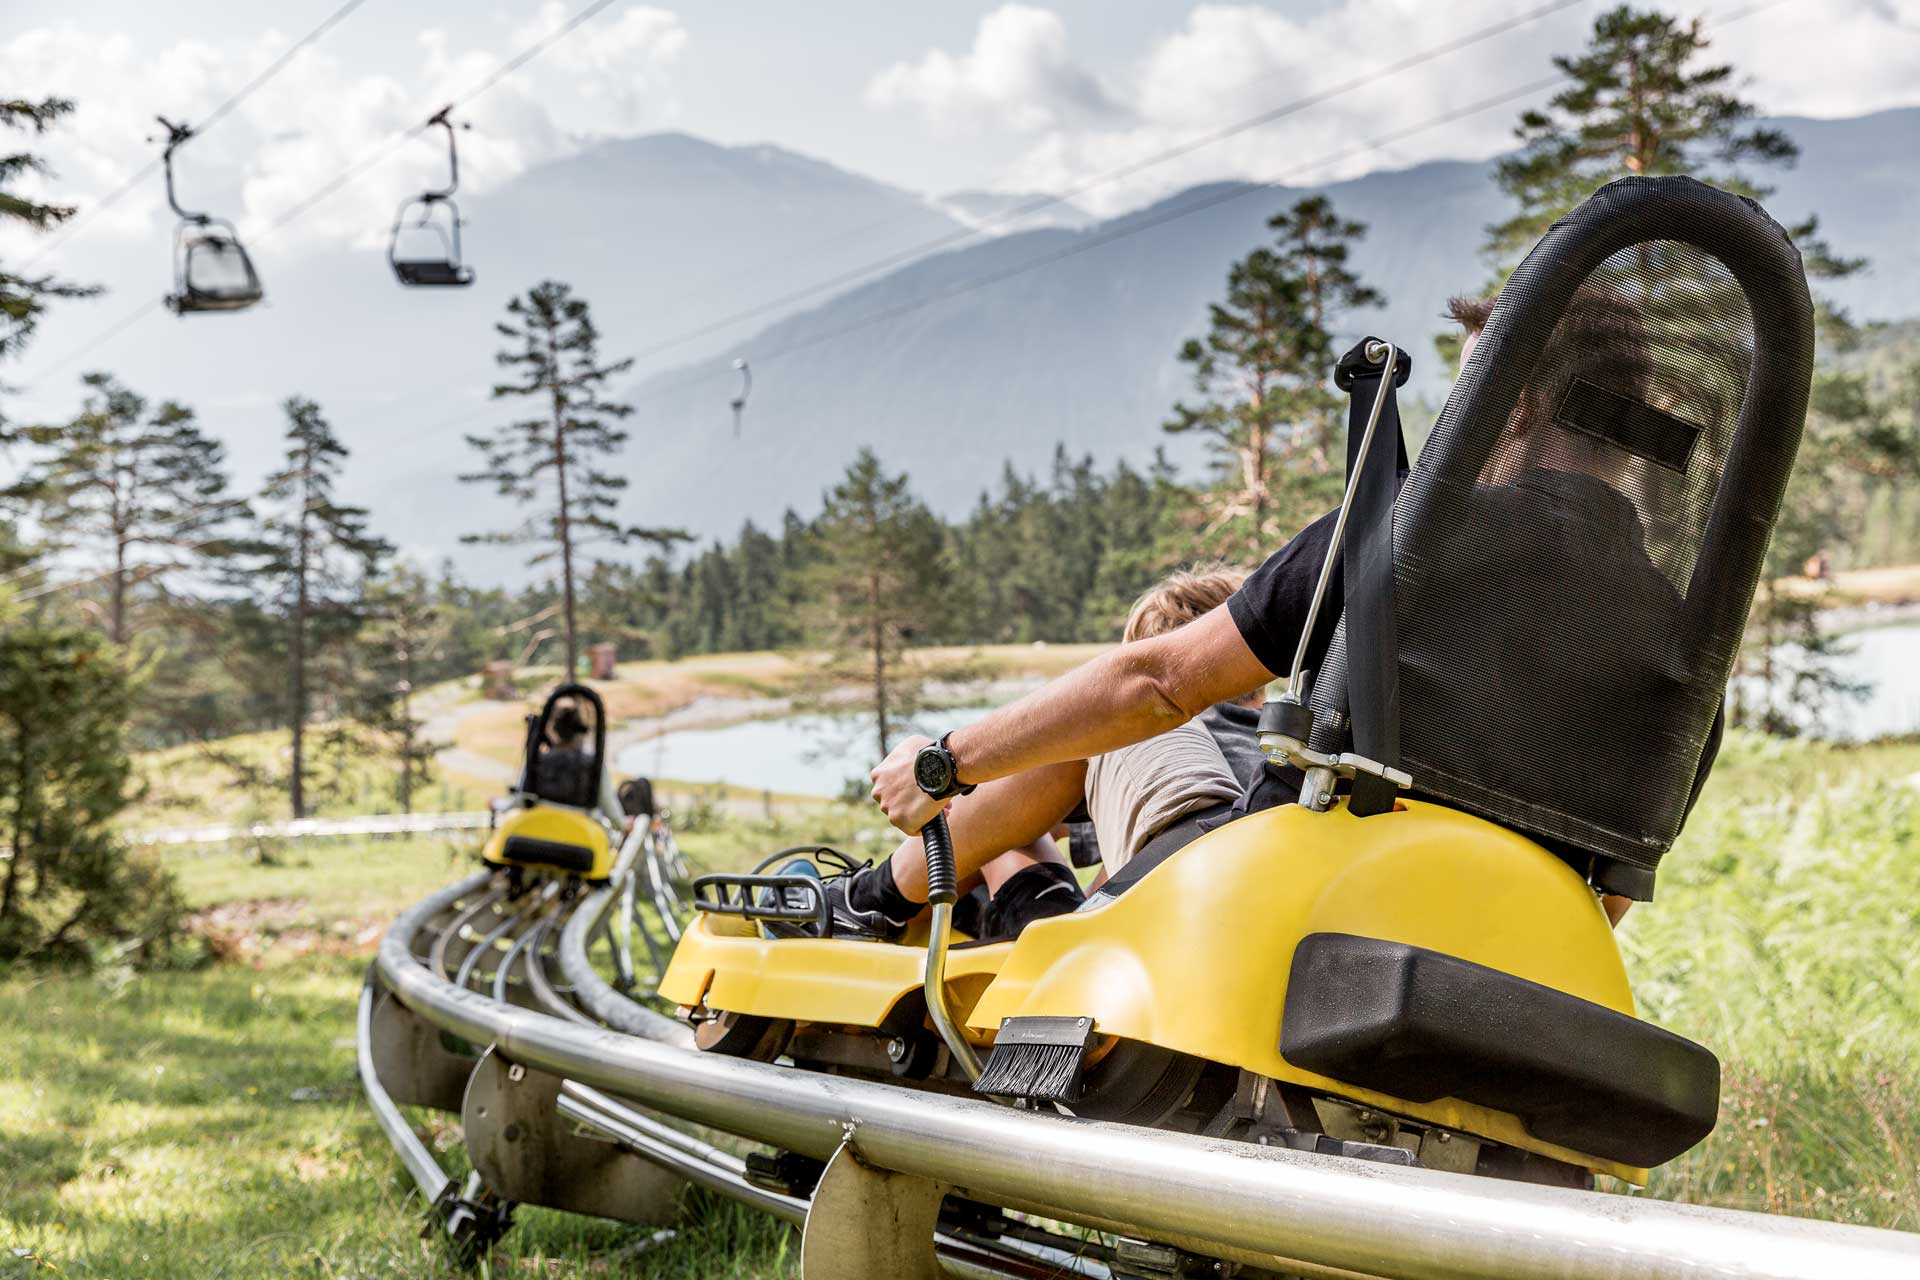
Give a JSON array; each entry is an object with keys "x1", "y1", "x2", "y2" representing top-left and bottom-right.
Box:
[{"x1": 759, "y1": 854, "x2": 909, "y2": 943}]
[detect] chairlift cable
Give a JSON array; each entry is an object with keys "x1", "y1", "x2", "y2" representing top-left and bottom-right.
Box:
[
  {"x1": 24, "y1": 0, "x2": 622, "y2": 372},
  {"x1": 17, "y1": 0, "x2": 375, "y2": 271},
  {"x1": 382, "y1": 0, "x2": 1789, "y2": 454},
  {"x1": 619, "y1": 0, "x2": 1597, "y2": 366},
  {"x1": 28, "y1": 296, "x2": 168, "y2": 382},
  {"x1": 261, "y1": 0, "x2": 624, "y2": 240},
  {"x1": 616, "y1": 0, "x2": 1797, "y2": 410}
]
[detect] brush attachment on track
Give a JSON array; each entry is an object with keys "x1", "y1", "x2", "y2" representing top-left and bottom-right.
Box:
[{"x1": 973, "y1": 1015, "x2": 1094, "y2": 1103}]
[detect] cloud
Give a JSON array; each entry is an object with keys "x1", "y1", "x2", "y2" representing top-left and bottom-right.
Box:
[
  {"x1": 883, "y1": 0, "x2": 1920, "y2": 218},
  {"x1": 866, "y1": 4, "x2": 1123, "y2": 133},
  {"x1": 508, "y1": 2, "x2": 688, "y2": 130},
  {"x1": 0, "y1": 6, "x2": 689, "y2": 259}
]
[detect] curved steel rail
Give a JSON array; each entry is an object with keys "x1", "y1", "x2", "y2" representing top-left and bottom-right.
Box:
[{"x1": 364, "y1": 872, "x2": 1920, "y2": 1280}]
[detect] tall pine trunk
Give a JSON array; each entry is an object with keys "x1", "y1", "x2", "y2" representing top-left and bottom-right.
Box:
[
  {"x1": 398, "y1": 648, "x2": 415, "y2": 814},
  {"x1": 289, "y1": 459, "x2": 312, "y2": 819},
  {"x1": 110, "y1": 537, "x2": 128, "y2": 646},
  {"x1": 549, "y1": 331, "x2": 579, "y2": 678},
  {"x1": 868, "y1": 564, "x2": 889, "y2": 759},
  {"x1": 0, "y1": 725, "x2": 28, "y2": 929}
]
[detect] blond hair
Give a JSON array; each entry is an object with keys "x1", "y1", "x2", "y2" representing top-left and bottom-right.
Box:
[{"x1": 1122, "y1": 563, "x2": 1247, "y2": 643}]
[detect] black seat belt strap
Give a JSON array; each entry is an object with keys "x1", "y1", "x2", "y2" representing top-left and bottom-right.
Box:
[{"x1": 1334, "y1": 338, "x2": 1411, "y2": 817}]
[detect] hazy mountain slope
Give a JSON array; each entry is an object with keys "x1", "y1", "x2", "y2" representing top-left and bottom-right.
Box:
[{"x1": 617, "y1": 108, "x2": 1920, "y2": 545}]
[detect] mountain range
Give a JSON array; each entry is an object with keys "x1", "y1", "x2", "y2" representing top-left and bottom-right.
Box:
[
  {"x1": 22, "y1": 108, "x2": 1917, "y2": 574},
  {"x1": 610, "y1": 106, "x2": 1920, "y2": 552}
]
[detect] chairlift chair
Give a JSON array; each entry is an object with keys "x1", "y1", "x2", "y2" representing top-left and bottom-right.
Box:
[
  {"x1": 389, "y1": 107, "x2": 474, "y2": 288},
  {"x1": 157, "y1": 118, "x2": 264, "y2": 315}
]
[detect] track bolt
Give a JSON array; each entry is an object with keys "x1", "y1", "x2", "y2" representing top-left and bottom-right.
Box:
[
  {"x1": 507, "y1": 1063, "x2": 525, "y2": 1083},
  {"x1": 1437, "y1": 1131, "x2": 1451, "y2": 1143},
  {"x1": 1355, "y1": 1109, "x2": 1373, "y2": 1123},
  {"x1": 886, "y1": 1037, "x2": 908, "y2": 1062}
]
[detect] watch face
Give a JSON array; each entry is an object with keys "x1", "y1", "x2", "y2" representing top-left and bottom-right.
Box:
[{"x1": 914, "y1": 746, "x2": 951, "y2": 795}]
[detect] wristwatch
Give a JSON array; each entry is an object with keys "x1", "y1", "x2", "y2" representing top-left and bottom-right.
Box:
[{"x1": 913, "y1": 732, "x2": 975, "y2": 801}]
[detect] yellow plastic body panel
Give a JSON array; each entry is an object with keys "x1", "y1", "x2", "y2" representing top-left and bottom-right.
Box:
[
  {"x1": 660, "y1": 799, "x2": 1650, "y2": 1182},
  {"x1": 481, "y1": 803, "x2": 614, "y2": 881},
  {"x1": 967, "y1": 797, "x2": 1644, "y2": 1182},
  {"x1": 661, "y1": 915, "x2": 1011, "y2": 1043}
]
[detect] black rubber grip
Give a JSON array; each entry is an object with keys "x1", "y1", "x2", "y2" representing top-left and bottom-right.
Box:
[{"x1": 922, "y1": 812, "x2": 958, "y2": 906}]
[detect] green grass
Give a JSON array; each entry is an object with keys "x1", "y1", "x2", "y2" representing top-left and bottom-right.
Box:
[
  {"x1": 2, "y1": 736, "x2": 1917, "y2": 1275},
  {"x1": 0, "y1": 956, "x2": 796, "y2": 1279},
  {"x1": 1631, "y1": 732, "x2": 1920, "y2": 1227}
]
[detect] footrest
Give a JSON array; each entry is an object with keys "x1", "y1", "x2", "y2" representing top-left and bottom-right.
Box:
[{"x1": 693, "y1": 872, "x2": 828, "y2": 933}]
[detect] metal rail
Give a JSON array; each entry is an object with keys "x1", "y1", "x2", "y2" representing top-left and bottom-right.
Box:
[
  {"x1": 131, "y1": 810, "x2": 490, "y2": 847},
  {"x1": 369, "y1": 873, "x2": 1920, "y2": 1280}
]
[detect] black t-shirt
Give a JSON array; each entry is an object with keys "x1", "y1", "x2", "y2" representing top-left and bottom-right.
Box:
[{"x1": 1226, "y1": 505, "x2": 1344, "y2": 685}]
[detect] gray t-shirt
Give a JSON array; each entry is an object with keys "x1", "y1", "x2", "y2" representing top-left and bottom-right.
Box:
[{"x1": 1084, "y1": 720, "x2": 1242, "y2": 876}]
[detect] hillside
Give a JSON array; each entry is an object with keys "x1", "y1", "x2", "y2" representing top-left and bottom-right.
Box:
[
  {"x1": 19, "y1": 110, "x2": 1915, "y2": 571},
  {"x1": 615, "y1": 107, "x2": 1920, "y2": 542}
]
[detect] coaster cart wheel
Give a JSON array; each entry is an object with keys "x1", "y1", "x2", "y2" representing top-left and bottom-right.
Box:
[{"x1": 692, "y1": 1006, "x2": 793, "y2": 1062}]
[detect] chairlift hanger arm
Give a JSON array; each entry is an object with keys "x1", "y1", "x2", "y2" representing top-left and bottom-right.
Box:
[
  {"x1": 420, "y1": 105, "x2": 462, "y2": 202},
  {"x1": 154, "y1": 116, "x2": 202, "y2": 221}
]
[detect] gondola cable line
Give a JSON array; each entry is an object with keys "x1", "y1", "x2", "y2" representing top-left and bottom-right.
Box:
[
  {"x1": 22, "y1": 0, "x2": 627, "y2": 380},
  {"x1": 15, "y1": 0, "x2": 375, "y2": 273},
  {"x1": 603, "y1": 0, "x2": 1798, "y2": 418},
  {"x1": 594, "y1": 0, "x2": 1595, "y2": 341},
  {"x1": 35, "y1": 0, "x2": 1593, "y2": 374},
  {"x1": 615, "y1": 0, "x2": 1600, "y2": 368}
]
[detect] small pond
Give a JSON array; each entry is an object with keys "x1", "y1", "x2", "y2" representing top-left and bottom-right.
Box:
[
  {"x1": 616, "y1": 706, "x2": 997, "y2": 798},
  {"x1": 617, "y1": 623, "x2": 1920, "y2": 796}
]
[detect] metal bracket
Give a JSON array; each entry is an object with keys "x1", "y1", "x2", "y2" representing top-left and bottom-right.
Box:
[
  {"x1": 461, "y1": 1048, "x2": 682, "y2": 1225},
  {"x1": 800, "y1": 1138, "x2": 946, "y2": 1280},
  {"x1": 368, "y1": 989, "x2": 475, "y2": 1113},
  {"x1": 1258, "y1": 709, "x2": 1412, "y2": 813}
]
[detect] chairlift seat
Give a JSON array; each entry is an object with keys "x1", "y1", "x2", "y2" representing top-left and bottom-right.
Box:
[
  {"x1": 167, "y1": 220, "x2": 263, "y2": 314},
  {"x1": 392, "y1": 257, "x2": 474, "y2": 288}
]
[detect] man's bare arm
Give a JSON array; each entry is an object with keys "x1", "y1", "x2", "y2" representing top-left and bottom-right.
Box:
[
  {"x1": 871, "y1": 605, "x2": 1274, "y2": 832},
  {"x1": 889, "y1": 761, "x2": 1087, "y2": 901}
]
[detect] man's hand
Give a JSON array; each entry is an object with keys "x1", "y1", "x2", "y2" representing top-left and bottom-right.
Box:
[{"x1": 870, "y1": 735, "x2": 941, "y2": 834}]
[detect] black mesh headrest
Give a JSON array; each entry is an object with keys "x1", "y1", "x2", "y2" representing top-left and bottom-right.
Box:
[{"x1": 1311, "y1": 176, "x2": 1813, "y2": 895}]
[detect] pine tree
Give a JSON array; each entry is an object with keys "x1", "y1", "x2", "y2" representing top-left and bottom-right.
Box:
[
  {"x1": 1165, "y1": 195, "x2": 1381, "y2": 560},
  {"x1": 1485, "y1": 6, "x2": 1795, "y2": 274},
  {"x1": 802, "y1": 449, "x2": 952, "y2": 761},
  {"x1": 461, "y1": 281, "x2": 686, "y2": 676},
  {"x1": 249, "y1": 397, "x2": 389, "y2": 818},
  {"x1": 0, "y1": 95, "x2": 99, "y2": 372},
  {"x1": 0, "y1": 624, "x2": 179, "y2": 963},
  {"x1": 4, "y1": 373, "x2": 244, "y2": 644},
  {"x1": 354, "y1": 564, "x2": 446, "y2": 813}
]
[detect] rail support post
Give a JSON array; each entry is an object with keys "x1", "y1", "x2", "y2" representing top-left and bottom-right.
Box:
[
  {"x1": 368, "y1": 985, "x2": 474, "y2": 1112},
  {"x1": 800, "y1": 1136, "x2": 945, "y2": 1280},
  {"x1": 461, "y1": 1047, "x2": 682, "y2": 1225}
]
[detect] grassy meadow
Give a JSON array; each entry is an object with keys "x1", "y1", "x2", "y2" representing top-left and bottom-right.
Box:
[{"x1": 1, "y1": 733, "x2": 1916, "y2": 1276}]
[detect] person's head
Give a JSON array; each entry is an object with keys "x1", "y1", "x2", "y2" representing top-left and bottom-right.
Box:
[
  {"x1": 1447, "y1": 288, "x2": 1655, "y2": 488},
  {"x1": 1124, "y1": 564, "x2": 1266, "y2": 707},
  {"x1": 1446, "y1": 294, "x2": 1494, "y2": 374},
  {"x1": 1122, "y1": 564, "x2": 1245, "y2": 643},
  {"x1": 550, "y1": 701, "x2": 589, "y2": 747}
]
